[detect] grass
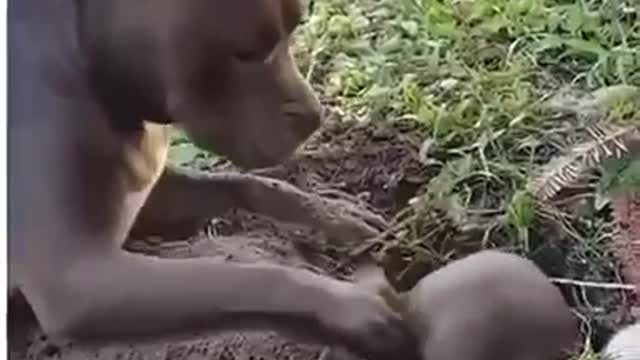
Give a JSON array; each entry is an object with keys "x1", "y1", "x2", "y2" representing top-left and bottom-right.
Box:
[
  {"x1": 291, "y1": 0, "x2": 639, "y2": 356},
  {"x1": 291, "y1": 1, "x2": 637, "y2": 248},
  {"x1": 294, "y1": 0, "x2": 639, "y2": 117},
  {"x1": 170, "y1": 0, "x2": 639, "y2": 357}
]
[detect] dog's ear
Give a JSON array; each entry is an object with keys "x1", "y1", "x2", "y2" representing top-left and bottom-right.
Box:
[
  {"x1": 280, "y1": 0, "x2": 304, "y2": 35},
  {"x1": 75, "y1": 0, "x2": 173, "y2": 129},
  {"x1": 214, "y1": 0, "x2": 303, "y2": 61}
]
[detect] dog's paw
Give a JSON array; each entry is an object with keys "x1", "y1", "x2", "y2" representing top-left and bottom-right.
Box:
[
  {"x1": 317, "y1": 280, "x2": 422, "y2": 360},
  {"x1": 306, "y1": 190, "x2": 388, "y2": 245}
]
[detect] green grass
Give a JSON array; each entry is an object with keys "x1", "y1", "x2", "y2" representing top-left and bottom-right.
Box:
[
  {"x1": 288, "y1": 0, "x2": 639, "y2": 356},
  {"x1": 169, "y1": 0, "x2": 639, "y2": 356},
  {"x1": 287, "y1": 0, "x2": 638, "y2": 247},
  {"x1": 290, "y1": 1, "x2": 639, "y2": 240}
]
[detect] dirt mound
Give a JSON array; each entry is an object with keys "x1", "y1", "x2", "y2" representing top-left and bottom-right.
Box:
[
  {"x1": 249, "y1": 119, "x2": 428, "y2": 216},
  {"x1": 9, "y1": 119, "x2": 634, "y2": 359},
  {"x1": 612, "y1": 195, "x2": 640, "y2": 307},
  {"x1": 9, "y1": 120, "x2": 427, "y2": 360}
]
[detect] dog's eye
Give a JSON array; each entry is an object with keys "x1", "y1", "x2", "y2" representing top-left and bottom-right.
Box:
[
  {"x1": 233, "y1": 33, "x2": 281, "y2": 63},
  {"x1": 234, "y1": 42, "x2": 280, "y2": 64}
]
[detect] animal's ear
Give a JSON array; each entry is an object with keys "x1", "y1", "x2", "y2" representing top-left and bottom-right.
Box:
[
  {"x1": 280, "y1": 0, "x2": 304, "y2": 34},
  {"x1": 216, "y1": 0, "x2": 304, "y2": 61}
]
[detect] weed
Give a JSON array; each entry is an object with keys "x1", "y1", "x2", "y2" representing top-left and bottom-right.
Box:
[{"x1": 169, "y1": 0, "x2": 639, "y2": 355}]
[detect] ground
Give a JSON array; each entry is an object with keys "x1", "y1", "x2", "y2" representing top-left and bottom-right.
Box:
[
  {"x1": 8, "y1": 0, "x2": 640, "y2": 359},
  {"x1": 9, "y1": 119, "x2": 427, "y2": 360},
  {"x1": 8, "y1": 118, "x2": 638, "y2": 360}
]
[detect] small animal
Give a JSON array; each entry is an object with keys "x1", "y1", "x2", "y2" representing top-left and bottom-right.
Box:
[
  {"x1": 355, "y1": 249, "x2": 581, "y2": 360},
  {"x1": 7, "y1": 1, "x2": 421, "y2": 360},
  {"x1": 602, "y1": 322, "x2": 640, "y2": 360}
]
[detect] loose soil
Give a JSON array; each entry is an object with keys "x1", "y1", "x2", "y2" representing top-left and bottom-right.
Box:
[{"x1": 8, "y1": 119, "x2": 635, "y2": 360}]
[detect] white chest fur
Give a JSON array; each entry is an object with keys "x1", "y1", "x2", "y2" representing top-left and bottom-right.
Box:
[{"x1": 116, "y1": 122, "x2": 171, "y2": 242}]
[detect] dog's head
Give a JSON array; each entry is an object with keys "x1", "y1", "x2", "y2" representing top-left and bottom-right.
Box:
[{"x1": 78, "y1": 0, "x2": 323, "y2": 169}]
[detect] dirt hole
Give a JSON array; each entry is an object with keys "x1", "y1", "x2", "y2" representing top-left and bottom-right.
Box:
[{"x1": 9, "y1": 119, "x2": 632, "y2": 360}]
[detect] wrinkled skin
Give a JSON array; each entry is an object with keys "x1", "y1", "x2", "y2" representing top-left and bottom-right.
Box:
[{"x1": 8, "y1": 1, "x2": 422, "y2": 360}]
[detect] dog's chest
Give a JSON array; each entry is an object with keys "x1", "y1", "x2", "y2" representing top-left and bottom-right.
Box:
[
  {"x1": 117, "y1": 122, "x2": 171, "y2": 239},
  {"x1": 122, "y1": 122, "x2": 171, "y2": 191}
]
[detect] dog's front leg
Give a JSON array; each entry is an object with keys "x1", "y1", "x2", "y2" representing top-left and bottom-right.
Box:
[
  {"x1": 130, "y1": 165, "x2": 388, "y2": 245},
  {"x1": 20, "y1": 246, "x2": 420, "y2": 360}
]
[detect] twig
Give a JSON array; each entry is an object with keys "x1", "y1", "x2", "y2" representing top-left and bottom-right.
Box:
[
  {"x1": 332, "y1": 207, "x2": 417, "y2": 272},
  {"x1": 317, "y1": 347, "x2": 331, "y2": 360},
  {"x1": 550, "y1": 277, "x2": 637, "y2": 291}
]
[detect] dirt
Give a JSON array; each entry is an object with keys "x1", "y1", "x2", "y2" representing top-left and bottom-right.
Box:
[
  {"x1": 611, "y1": 193, "x2": 640, "y2": 309},
  {"x1": 8, "y1": 119, "x2": 428, "y2": 360},
  {"x1": 8, "y1": 119, "x2": 635, "y2": 360}
]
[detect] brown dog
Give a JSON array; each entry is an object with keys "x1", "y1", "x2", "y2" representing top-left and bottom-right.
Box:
[{"x1": 7, "y1": 1, "x2": 421, "y2": 359}]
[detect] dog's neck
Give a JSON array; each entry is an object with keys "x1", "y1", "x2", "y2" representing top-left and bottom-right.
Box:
[
  {"x1": 76, "y1": 0, "x2": 174, "y2": 133},
  {"x1": 9, "y1": 0, "x2": 172, "y2": 136}
]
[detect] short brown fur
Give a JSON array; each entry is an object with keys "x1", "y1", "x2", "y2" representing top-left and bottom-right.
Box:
[
  {"x1": 121, "y1": 122, "x2": 171, "y2": 192},
  {"x1": 8, "y1": 1, "x2": 421, "y2": 359},
  {"x1": 355, "y1": 250, "x2": 581, "y2": 360}
]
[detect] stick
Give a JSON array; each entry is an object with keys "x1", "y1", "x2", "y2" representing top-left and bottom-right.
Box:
[
  {"x1": 317, "y1": 347, "x2": 331, "y2": 360},
  {"x1": 550, "y1": 277, "x2": 637, "y2": 291}
]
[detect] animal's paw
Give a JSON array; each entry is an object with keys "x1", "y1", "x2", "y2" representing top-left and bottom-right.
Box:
[
  {"x1": 318, "y1": 280, "x2": 422, "y2": 360},
  {"x1": 306, "y1": 189, "x2": 388, "y2": 245}
]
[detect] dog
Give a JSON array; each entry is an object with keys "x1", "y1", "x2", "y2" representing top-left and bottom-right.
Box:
[{"x1": 7, "y1": 1, "x2": 422, "y2": 359}]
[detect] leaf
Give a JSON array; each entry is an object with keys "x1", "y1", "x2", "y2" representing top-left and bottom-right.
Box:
[
  {"x1": 593, "y1": 190, "x2": 611, "y2": 211},
  {"x1": 565, "y1": 4, "x2": 587, "y2": 34},
  {"x1": 168, "y1": 143, "x2": 204, "y2": 166},
  {"x1": 605, "y1": 158, "x2": 640, "y2": 196},
  {"x1": 509, "y1": 113, "x2": 527, "y2": 127},
  {"x1": 449, "y1": 154, "x2": 474, "y2": 177},
  {"x1": 400, "y1": 20, "x2": 420, "y2": 37},
  {"x1": 438, "y1": 193, "x2": 468, "y2": 227},
  {"x1": 379, "y1": 35, "x2": 404, "y2": 52},
  {"x1": 426, "y1": 156, "x2": 474, "y2": 200},
  {"x1": 599, "y1": 157, "x2": 629, "y2": 193},
  {"x1": 327, "y1": 15, "x2": 351, "y2": 35},
  {"x1": 507, "y1": 190, "x2": 536, "y2": 250},
  {"x1": 426, "y1": 169, "x2": 455, "y2": 200},
  {"x1": 543, "y1": 85, "x2": 640, "y2": 120},
  {"x1": 418, "y1": 137, "x2": 436, "y2": 165},
  {"x1": 534, "y1": 34, "x2": 566, "y2": 52},
  {"x1": 169, "y1": 128, "x2": 190, "y2": 145},
  {"x1": 365, "y1": 84, "x2": 393, "y2": 98},
  {"x1": 580, "y1": 85, "x2": 640, "y2": 112},
  {"x1": 534, "y1": 35, "x2": 606, "y2": 59},
  {"x1": 438, "y1": 78, "x2": 459, "y2": 91},
  {"x1": 481, "y1": 15, "x2": 511, "y2": 35},
  {"x1": 527, "y1": 124, "x2": 639, "y2": 201},
  {"x1": 562, "y1": 38, "x2": 607, "y2": 57},
  {"x1": 507, "y1": 190, "x2": 536, "y2": 230}
]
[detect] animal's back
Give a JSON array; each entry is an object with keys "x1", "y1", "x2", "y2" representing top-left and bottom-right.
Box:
[
  {"x1": 406, "y1": 250, "x2": 578, "y2": 360},
  {"x1": 406, "y1": 250, "x2": 556, "y2": 322}
]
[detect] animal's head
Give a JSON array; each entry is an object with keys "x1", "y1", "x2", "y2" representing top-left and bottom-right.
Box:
[{"x1": 78, "y1": 0, "x2": 323, "y2": 169}]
